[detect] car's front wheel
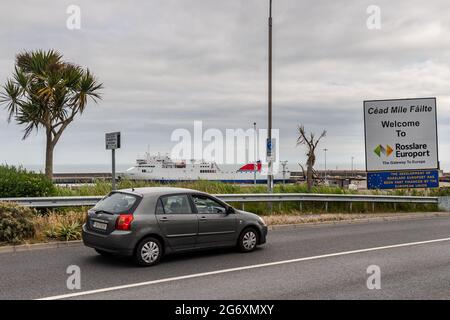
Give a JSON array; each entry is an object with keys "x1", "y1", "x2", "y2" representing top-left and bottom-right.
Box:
[
  {"x1": 238, "y1": 228, "x2": 259, "y2": 252},
  {"x1": 134, "y1": 237, "x2": 163, "y2": 266}
]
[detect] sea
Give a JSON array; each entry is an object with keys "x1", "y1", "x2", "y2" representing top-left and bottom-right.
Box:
[{"x1": 19, "y1": 164, "x2": 132, "y2": 174}]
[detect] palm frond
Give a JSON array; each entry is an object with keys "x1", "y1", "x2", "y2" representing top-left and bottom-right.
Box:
[
  {"x1": 2, "y1": 49, "x2": 102, "y2": 140},
  {"x1": 0, "y1": 79, "x2": 24, "y2": 122},
  {"x1": 73, "y1": 68, "x2": 103, "y2": 113}
]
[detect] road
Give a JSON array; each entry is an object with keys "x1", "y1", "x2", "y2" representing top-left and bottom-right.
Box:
[{"x1": 1, "y1": 216, "x2": 450, "y2": 299}]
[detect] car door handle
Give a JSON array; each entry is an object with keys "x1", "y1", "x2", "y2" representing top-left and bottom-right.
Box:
[
  {"x1": 199, "y1": 216, "x2": 207, "y2": 220},
  {"x1": 159, "y1": 216, "x2": 169, "y2": 222}
]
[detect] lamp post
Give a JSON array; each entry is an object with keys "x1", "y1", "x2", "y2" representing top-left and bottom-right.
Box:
[
  {"x1": 267, "y1": 0, "x2": 274, "y2": 193},
  {"x1": 253, "y1": 122, "x2": 257, "y2": 185},
  {"x1": 281, "y1": 160, "x2": 288, "y2": 184},
  {"x1": 323, "y1": 148, "x2": 328, "y2": 184},
  {"x1": 351, "y1": 156, "x2": 354, "y2": 173}
]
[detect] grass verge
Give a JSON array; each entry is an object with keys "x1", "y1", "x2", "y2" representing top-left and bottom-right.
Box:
[{"x1": 51, "y1": 180, "x2": 445, "y2": 215}]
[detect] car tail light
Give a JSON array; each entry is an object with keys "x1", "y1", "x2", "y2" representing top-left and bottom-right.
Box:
[{"x1": 116, "y1": 214, "x2": 133, "y2": 231}]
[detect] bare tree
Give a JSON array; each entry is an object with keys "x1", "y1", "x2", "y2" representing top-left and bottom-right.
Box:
[{"x1": 296, "y1": 125, "x2": 327, "y2": 192}]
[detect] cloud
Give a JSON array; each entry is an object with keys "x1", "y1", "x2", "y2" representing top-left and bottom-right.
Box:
[{"x1": 0, "y1": 0, "x2": 449, "y2": 172}]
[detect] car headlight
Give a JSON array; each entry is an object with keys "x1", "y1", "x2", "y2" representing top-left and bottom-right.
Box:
[{"x1": 257, "y1": 216, "x2": 266, "y2": 226}]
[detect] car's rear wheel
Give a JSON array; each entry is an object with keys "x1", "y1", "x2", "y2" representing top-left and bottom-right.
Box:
[
  {"x1": 238, "y1": 228, "x2": 259, "y2": 252},
  {"x1": 95, "y1": 248, "x2": 114, "y2": 256},
  {"x1": 134, "y1": 237, "x2": 163, "y2": 266}
]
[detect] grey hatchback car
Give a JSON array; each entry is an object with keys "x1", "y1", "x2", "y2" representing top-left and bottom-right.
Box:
[{"x1": 82, "y1": 187, "x2": 267, "y2": 266}]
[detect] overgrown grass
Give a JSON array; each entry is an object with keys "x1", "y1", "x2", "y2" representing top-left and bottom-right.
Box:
[
  {"x1": 54, "y1": 179, "x2": 450, "y2": 197},
  {"x1": 54, "y1": 179, "x2": 357, "y2": 197},
  {"x1": 263, "y1": 212, "x2": 444, "y2": 225},
  {"x1": 50, "y1": 180, "x2": 444, "y2": 215},
  {"x1": 231, "y1": 200, "x2": 438, "y2": 216},
  {"x1": 33, "y1": 210, "x2": 85, "y2": 242}
]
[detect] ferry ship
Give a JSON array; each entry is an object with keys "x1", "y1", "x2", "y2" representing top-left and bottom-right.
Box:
[{"x1": 120, "y1": 153, "x2": 291, "y2": 183}]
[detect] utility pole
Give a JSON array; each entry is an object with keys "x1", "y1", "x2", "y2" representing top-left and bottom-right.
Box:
[
  {"x1": 281, "y1": 160, "x2": 288, "y2": 184},
  {"x1": 253, "y1": 122, "x2": 257, "y2": 185},
  {"x1": 267, "y1": 0, "x2": 274, "y2": 193},
  {"x1": 323, "y1": 148, "x2": 328, "y2": 184},
  {"x1": 351, "y1": 156, "x2": 354, "y2": 173}
]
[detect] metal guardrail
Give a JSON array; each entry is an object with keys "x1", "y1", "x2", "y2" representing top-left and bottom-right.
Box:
[
  {"x1": 0, "y1": 196, "x2": 104, "y2": 208},
  {"x1": 218, "y1": 193, "x2": 438, "y2": 204},
  {"x1": 0, "y1": 193, "x2": 439, "y2": 208}
]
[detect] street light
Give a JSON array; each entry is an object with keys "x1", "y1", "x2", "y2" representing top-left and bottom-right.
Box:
[
  {"x1": 323, "y1": 148, "x2": 328, "y2": 184},
  {"x1": 281, "y1": 160, "x2": 288, "y2": 184},
  {"x1": 351, "y1": 156, "x2": 354, "y2": 173},
  {"x1": 263, "y1": 0, "x2": 274, "y2": 213},
  {"x1": 267, "y1": 0, "x2": 273, "y2": 193},
  {"x1": 253, "y1": 122, "x2": 257, "y2": 185}
]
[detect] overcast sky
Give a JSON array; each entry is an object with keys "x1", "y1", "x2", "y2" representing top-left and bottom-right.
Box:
[{"x1": 1, "y1": 0, "x2": 449, "y2": 172}]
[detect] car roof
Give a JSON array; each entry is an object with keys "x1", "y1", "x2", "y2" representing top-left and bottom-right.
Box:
[{"x1": 116, "y1": 187, "x2": 207, "y2": 198}]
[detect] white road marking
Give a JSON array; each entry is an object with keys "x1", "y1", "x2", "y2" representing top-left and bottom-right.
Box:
[{"x1": 38, "y1": 237, "x2": 450, "y2": 300}]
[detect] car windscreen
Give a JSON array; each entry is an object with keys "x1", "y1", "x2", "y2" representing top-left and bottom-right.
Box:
[{"x1": 93, "y1": 192, "x2": 140, "y2": 214}]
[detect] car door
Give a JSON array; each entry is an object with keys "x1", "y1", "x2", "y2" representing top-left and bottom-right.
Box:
[
  {"x1": 156, "y1": 194, "x2": 198, "y2": 251},
  {"x1": 191, "y1": 194, "x2": 237, "y2": 248}
]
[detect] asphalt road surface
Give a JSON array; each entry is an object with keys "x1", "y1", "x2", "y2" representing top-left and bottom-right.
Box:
[{"x1": 2, "y1": 216, "x2": 450, "y2": 300}]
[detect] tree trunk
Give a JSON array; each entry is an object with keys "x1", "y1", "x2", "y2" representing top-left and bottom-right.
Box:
[
  {"x1": 45, "y1": 129, "x2": 54, "y2": 180},
  {"x1": 306, "y1": 161, "x2": 313, "y2": 192}
]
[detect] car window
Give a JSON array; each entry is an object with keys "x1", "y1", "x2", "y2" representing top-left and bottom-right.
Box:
[
  {"x1": 192, "y1": 195, "x2": 226, "y2": 214},
  {"x1": 160, "y1": 195, "x2": 192, "y2": 214},
  {"x1": 155, "y1": 198, "x2": 165, "y2": 214},
  {"x1": 93, "y1": 192, "x2": 139, "y2": 214}
]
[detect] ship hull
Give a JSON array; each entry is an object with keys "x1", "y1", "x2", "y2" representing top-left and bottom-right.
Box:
[
  {"x1": 121, "y1": 155, "x2": 291, "y2": 184},
  {"x1": 119, "y1": 177, "x2": 292, "y2": 184}
]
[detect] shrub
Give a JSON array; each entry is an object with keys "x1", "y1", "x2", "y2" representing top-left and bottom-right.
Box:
[
  {"x1": 0, "y1": 165, "x2": 55, "y2": 197},
  {"x1": 0, "y1": 202, "x2": 36, "y2": 243},
  {"x1": 53, "y1": 222, "x2": 82, "y2": 241},
  {"x1": 34, "y1": 210, "x2": 85, "y2": 241}
]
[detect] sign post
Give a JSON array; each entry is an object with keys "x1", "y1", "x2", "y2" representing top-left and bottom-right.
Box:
[
  {"x1": 266, "y1": 138, "x2": 276, "y2": 162},
  {"x1": 363, "y1": 98, "x2": 439, "y2": 189},
  {"x1": 105, "y1": 132, "x2": 121, "y2": 190}
]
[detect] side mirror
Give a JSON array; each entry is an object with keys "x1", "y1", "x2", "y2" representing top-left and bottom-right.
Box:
[{"x1": 226, "y1": 206, "x2": 235, "y2": 215}]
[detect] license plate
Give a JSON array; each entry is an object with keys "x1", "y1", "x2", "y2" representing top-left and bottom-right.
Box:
[{"x1": 92, "y1": 221, "x2": 107, "y2": 230}]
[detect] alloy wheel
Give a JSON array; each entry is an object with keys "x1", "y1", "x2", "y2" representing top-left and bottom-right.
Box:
[
  {"x1": 141, "y1": 241, "x2": 160, "y2": 263},
  {"x1": 242, "y1": 231, "x2": 257, "y2": 250}
]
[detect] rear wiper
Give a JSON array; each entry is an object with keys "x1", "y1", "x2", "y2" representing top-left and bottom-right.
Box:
[{"x1": 94, "y1": 209, "x2": 115, "y2": 215}]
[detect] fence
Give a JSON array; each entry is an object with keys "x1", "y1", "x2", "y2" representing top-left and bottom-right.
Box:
[{"x1": 0, "y1": 194, "x2": 440, "y2": 211}]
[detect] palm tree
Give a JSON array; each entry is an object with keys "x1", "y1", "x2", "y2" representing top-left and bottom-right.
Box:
[
  {"x1": 297, "y1": 125, "x2": 326, "y2": 192},
  {"x1": 0, "y1": 50, "x2": 103, "y2": 179}
]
